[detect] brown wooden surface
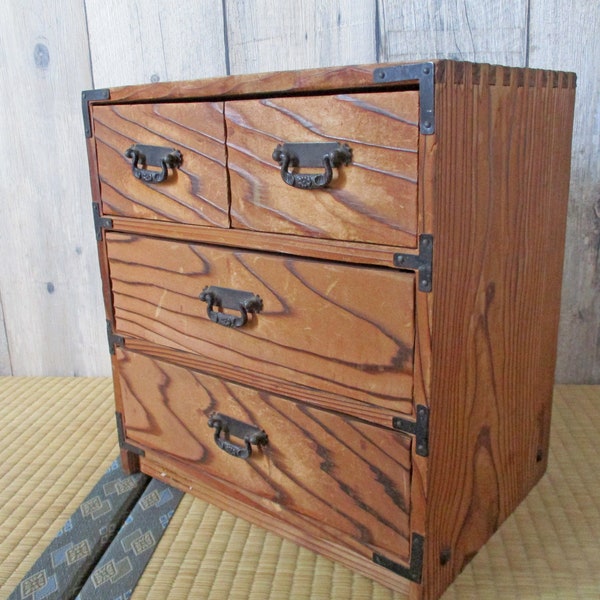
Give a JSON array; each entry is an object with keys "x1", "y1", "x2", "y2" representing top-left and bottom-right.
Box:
[
  {"x1": 93, "y1": 102, "x2": 229, "y2": 227},
  {"x1": 117, "y1": 348, "x2": 412, "y2": 564},
  {"x1": 107, "y1": 215, "x2": 418, "y2": 269},
  {"x1": 106, "y1": 232, "x2": 416, "y2": 418},
  {"x1": 423, "y1": 62, "x2": 576, "y2": 600},
  {"x1": 226, "y1": 91, "x2": 419, "y2": 245},
  {"x1": 101, "y1": 63, "x2": 404, "y2": 103},
  {"x1": 89, "y1": 60, "x2": 576, "y2": 599}
]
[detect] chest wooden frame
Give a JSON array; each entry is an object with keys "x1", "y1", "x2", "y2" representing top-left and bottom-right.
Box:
[{"x1": 84, "y1": 60, "x2": 576, "y2": 600}]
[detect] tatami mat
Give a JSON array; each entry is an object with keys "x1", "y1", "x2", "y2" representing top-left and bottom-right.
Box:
[{"x1": 1, "y1": 378, "x2": 599, "y2": 598}]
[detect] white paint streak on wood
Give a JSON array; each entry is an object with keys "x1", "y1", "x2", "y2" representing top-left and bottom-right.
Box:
[
  {"x1": 225, "y1": 0, "x2": 377, "y2": 74},
  {"x1": 529, "y1": 0, "x2": 600, "y2": 383},
  {"x1": 0, "y1": 1, "x2": 109, "y2": 375},
  {"x1": 85, "y1": 0, "x2": 227, "y2": 87}
]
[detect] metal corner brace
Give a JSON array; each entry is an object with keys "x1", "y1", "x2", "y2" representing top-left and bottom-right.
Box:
[
  {"x1": 82, "y1": 88, "x2": 110, "y2": 138},
  {"x1": 394, "y1": 234, "x2": 434, "y2": 293},
  {"x1": 106, "y1": 320, "x2": 124, "y2": 355},
  {"x1": 393, "y1": 405, "x2": 430, "y2": 457},
  {"x1": 373, "y1": 533, "x2": 425, "y2": 583},
  {"x1": 93, "y1": 202, "x2": 113, "y2": 241},
  {"x1": 372, "y1": 62, "x2": 435, "y2": 135},
  {"x1": 115, "y1": 412, "x2": 145, "y2": 457}
]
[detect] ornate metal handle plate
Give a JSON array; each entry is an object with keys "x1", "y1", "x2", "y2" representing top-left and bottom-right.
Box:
[
  {"x1": 207, "y1": 413, "x2": 268, "y2": 459},
  {"x1": 199, "y1": 285, "x2": 263, "y2": 328},
  {"x1": 272, "y1": 142, "x2": 352, "y2": 189},
  {"x1": 124, "y1": 144, "x2": 182, "y2": 184}
]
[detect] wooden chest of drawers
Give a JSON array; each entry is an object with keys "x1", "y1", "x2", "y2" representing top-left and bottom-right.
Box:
[{"x1": 83, "y1": 60, "x2": 576, "y2": 599}]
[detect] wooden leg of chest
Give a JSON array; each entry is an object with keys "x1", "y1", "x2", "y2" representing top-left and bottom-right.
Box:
[{"x1": 120, "y1": 448, "x2": 141, "y2": 475}]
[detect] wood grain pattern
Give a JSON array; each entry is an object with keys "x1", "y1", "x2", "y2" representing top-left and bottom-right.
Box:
[
  {"x1": 0, "y1": 3, "x2": 594, "y2": 382},
  {"x1": 0, "y1": 0, "x2": 109, "y2": 376},
  {"x1": 105, "y1": 232, "x2": 416, "y2": 417},
  {"x1": 423, "y1": 62, "x2": 575, "y2": 600},
  {"x1": 93, "y1": 102, "x2": 229, "y2": 227},
  {"x1": 117, "y1": 348, "x2": 412, "y2": 563},
  {"x1": 141, "y1": 455, "x2": 412, "y2": 596},
  {"x1": 103, "y1": 63, "x2": 410, "y2": 104},
  {"x1": 120, "y1": 338, "x2": 414, "y2": 428},
  {"x1": 107, "y1": 214, "x2": 419, "y2": 269},
  {"x1": 528, "y1": 0, "x2": 600, "y2": 383},
  {"x1": 0, "y1": 297, "x2": 10, "y2": 375},
  {"x1": 226, "y1": 91, "x2": 419, "y2": 245},
  {"x1": 377, "y1": 0, "x2": 528, "y2": 66},
  {"x1": 225, "y1": 1, "x2": 377, "y2": 74},
  {"x1": 85, "y1": 0, "x2": 227, "y2": 87}
]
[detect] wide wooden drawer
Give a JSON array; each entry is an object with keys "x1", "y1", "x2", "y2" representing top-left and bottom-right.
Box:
[
  {"x1": 106, "y1": 232, "x2": 416, "y2": 419},
  {"x1": 116, "y1": 349, "x2": 412, "y2": 564},
  {"x1": 225, "y1": 90, "x2": 419, "y2": 246},
  {"x1": 92, "y1": 102, "x2": 229, "y2": 227}
]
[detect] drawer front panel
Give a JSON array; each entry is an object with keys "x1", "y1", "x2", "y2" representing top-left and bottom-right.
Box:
[
  {"x1": 106, "y1": 232, "x2": 415, "y2": 414},
  {"x1": 225, "y1": 91, "x2": 419, "y2": 246},
  {"x1": 93, "y1": 102, "x2": 229, "y2": 227},
  {"x1": 117, "y1": 349, "x2": 412, "y2": 563}
]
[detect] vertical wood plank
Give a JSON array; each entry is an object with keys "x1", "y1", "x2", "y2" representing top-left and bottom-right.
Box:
[
  {"x1": 529, "y1": 0, "x2": 600, "y2": 383},
  {"x1": 377, "y1": 0, "x2": 529, "y2": 66},
  {"x1": 0, "y1": 1, "x2": 109, "y2": 375},
  {"x1": 224, "y1": 0, "x2": 377, "y2": 74},
  {"x1": 85, "y1": 0, "x2": 227, "y2": 87},
  {"x1": 0, "y1": 295, "x2": 11, "y2": 375},
  {"x1": 424, "y1": 62, "x2": 575, "y2": 599}
]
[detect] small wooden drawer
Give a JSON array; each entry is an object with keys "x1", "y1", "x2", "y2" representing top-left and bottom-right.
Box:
[
  {"x1": 225, "y1": 90, "x2": 419, "y2": 246},
  {"x1": 116, "y1": 348, "x2": 413, "y2": 565},
  {"x1": 92, "y1": 102, "x2": 229, "y2": 227},
  {"x1": 106, "y1": 232, "x2": 416, "y2": 421}
]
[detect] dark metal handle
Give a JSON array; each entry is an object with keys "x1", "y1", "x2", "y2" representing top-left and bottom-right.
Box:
[
  {"x1": 272, "y1": 142, "x2": 352, "y2": 189},
  {"x1": 199, "y1": 285, "x2": 263, "y2": 328},
  {"x1": 125, "y1": 144, "x2": 182, "y2": 184},
  {"x1": 207, "y1": 413, "x2": 268, "y2": 459}
]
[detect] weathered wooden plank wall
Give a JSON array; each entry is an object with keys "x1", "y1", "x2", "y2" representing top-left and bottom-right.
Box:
[
  {"x1": 528, "y1": 0, "x2": 600, "y2": 383},
  {"x1": 0, "y1": 0, "x2": 597, "y2": 381},
  {"x1": 0, "y1": 2, "x2": 107, "y2": 376}
]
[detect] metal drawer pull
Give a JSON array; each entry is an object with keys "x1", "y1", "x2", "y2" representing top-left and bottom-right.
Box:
[
  {"x1": 272, "y1": 142, "x2": 352, "y2": 189},
  {"x1": 199, "y1": 285, "x2": 263, "y2": 328},
  {"x1": 207, "y1": 413, "x2": 268, "y2": 459},
  {"x1": 124, "y1": 143, "x2": 182, "y2": 184}
]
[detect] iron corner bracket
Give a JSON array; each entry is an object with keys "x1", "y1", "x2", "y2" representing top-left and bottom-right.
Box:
[
  {"x1": 372, "y1": 62, "x2": 435, "y2": 135},
  {"x1": 115, "y1": 412, "x2": 145, "y2": 457},
  {"x1": 82, "y1": 88, "x2": 110, "y2": 138},
  {"x1": 93, "y1": 202, "x2": 113, "y2": 241},
  {"x1": 394, "y1": 234, "x2": 434, "y2": 293},
  {"x1": 393, "y1": 405, "x2": 429, "y2": 457},
  {"x1": 373, "y1": 533, "x2": 425, "y2": 583},
  {"x1": 106, "y1": 320, "x2": 124, "y2": 355}
]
